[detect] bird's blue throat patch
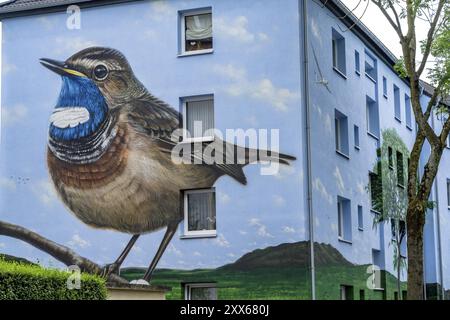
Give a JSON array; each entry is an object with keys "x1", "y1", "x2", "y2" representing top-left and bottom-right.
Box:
[{"x1": 49, "y1": 76, "x2": 108, "y2": 141}]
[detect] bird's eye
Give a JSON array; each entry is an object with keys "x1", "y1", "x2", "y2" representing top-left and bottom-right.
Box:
[{"x1": 93, "y1": 64, "x2": 108, "y2": 80}]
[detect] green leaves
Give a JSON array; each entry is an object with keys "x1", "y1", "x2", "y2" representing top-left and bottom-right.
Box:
[{"x1": 0, "y1": 258, "x2": 107, "y2": 300}]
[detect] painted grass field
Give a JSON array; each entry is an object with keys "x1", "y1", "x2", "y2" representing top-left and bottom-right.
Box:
[{"x1": 121, "y1": 265, "x2": 406, "y2": 300}]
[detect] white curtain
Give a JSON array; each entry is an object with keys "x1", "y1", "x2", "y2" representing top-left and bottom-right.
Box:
[
  {"x1": 186, "y1": 99, "x2": 214, "y2": 138},
  {"x1": 187, "y1": 192, "x2": 215, "y2": 231},
  {"x1": 185, "y1": 14, "x2": 212, "y2": 40}
]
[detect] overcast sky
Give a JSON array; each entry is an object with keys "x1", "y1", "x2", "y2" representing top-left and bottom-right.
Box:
[{"x1": 341, "y1": 0, "x2": 432, "y2": 81}]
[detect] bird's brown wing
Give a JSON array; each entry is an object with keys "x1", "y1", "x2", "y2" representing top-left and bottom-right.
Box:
[{"x1": 125, "y1": 97, "x2": 248, "y2": 185}]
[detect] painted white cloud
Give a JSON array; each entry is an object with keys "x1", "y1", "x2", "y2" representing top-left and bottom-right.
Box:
[
  {"x1": 0, "y1": 177, "x2": 16, "y2": 191},
  {"x1": 31, "y1": 179, "x2": 58, "y2": 207},
  {"x1": 272, "y1": 195, "x2": 286, "y2": 207},
  {"x1": 218, "y1": 192, "x2": 231, "y2": 205},
  {"x1": 2, "y1": 63, "x2": 17, "y2": 76},
  {"x1": 313, "y1": 178, "x2": 333, "y2": 204},
  {"x1": 215, "y1": 16, "x2": 269, "y2": 44},
  {"x1": 54, "y1": 37, "x2": 98, "y2": 55},
  {"x1": 214, "y1": 233, "x2": 230, "y2": 247},
  {"x1": 68, "y1": 234, "x2": 90, "y2": 249},
  {"x1": 193, "y1": 251, "x2": 202, "y2": 257},
  {"x1": 334, "y1": 166, "x2": 345, "y2": 194},
  {"x1": 214, "y1": 64, "x2": 298, "y2": 112},
  {"x1": 249, "y1": 218, "x2": 274, "y2": 238},
  {"x1": 0, "y1": 242, "x2": 5, "y2": 249},
  {"x1": 2, "y1": 104, "x2": 28, "y2": 125},
  {"x1": 283, "y1": 226, "x2": 296, "y2": 234},
  {"x1": 168, "y1": 243, "x2": 183, "y2": 257}
]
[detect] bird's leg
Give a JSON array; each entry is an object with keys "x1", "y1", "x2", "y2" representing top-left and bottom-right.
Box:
[
  {"x1": 143, "y1": 222, "x2": 179, "y2": 282},
  {"x1": 103, "y1": 234, "x2": 140, "y2": 276}
]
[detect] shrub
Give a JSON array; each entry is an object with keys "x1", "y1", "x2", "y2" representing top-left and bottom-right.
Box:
[{"x1": 0, "y1": 258, "x2": 107, "y2": 300}]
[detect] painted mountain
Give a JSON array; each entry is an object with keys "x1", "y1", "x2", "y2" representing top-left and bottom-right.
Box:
[{"x1": 122, "y1": 241, "x2": 406, "y2": 300}]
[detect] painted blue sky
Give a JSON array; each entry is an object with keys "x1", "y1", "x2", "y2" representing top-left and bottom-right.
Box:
[{"x1": 0, "y1": 0, "x2": 306, "y2": 270}]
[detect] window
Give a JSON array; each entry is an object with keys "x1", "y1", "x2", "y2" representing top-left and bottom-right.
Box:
[
  {"x1": 396, "y1": 151, "x2": 404, "y2": 187},
  {"x1": 369, "y1": 172, "x2": 381, "y2": 212},
  {"x1": 447, "y1": 179, "x2": 450, "y2": 209},
  {"x1": 354, "y1": 125, "x2": 360, "y2": 150},
  {"x1": 365, "y1": 52, "x2": 377, "y2": 81},
  {"x1": 335, "y1": 109, "x2": 349, "y2": 157},
  {"x1": 394, "y1": 85, "x2": 401, "y2": 121},
  {"x1": 183, "y1": 189, "x2": 216, "y2": 237},
  {"x1": 366, "y1": 96, "x2": 380, "y2": 138},
  {"x1": 332, "y1": 28, "x2": 346, "y2": 76},
  {"x1": 359, "y1": 289, "x2": 365, "y2": 300},
  {"x1": 337, "y1": 196, "x2": 352, "y2": 242},
  {"x1": 340, "y1": 285, "x2": 354, "y2": 300},
  {"x1": 405, "y1": 94, "x2": 412, "y2": 129},
  {"x1": 382, "y1": 77, "x2": 387, "y2": 98},
  {"x1": 388, "y1": 146, "x2": 394, "y2": 169},
  {"x1": 182, "y1": 95, "x2": 214, "y2": 142},
  {"x1": 357, "y1": 205, "x2": 363, "y2": 231},
  {"x1": 184, "y1": 283, "x2": 217, "y2": 300},
  {"x1": 179, "y1": 9, "x2": 213, "y2": 55},
  {"x1": 355, "y1": 50, "x2": 360, "y2": 75}
]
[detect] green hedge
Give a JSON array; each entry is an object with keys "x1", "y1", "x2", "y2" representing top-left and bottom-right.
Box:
[{"x1": 0, "y1": 258, "x2": 107, "y2": 300}]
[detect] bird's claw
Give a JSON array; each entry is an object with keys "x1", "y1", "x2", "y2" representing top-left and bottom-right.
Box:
[{"x1": 101, "y1": 263, "x2": 120, "y2": 277}]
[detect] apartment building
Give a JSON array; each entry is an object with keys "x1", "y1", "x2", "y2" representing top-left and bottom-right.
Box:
[{"x1": 0, "y1": 0, "x2": 447, "y2": 299}]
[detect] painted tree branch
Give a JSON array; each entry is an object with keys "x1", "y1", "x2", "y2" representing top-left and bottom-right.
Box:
[{"x1": 0, "y1": 220, "x2": 128, "y2": 284}]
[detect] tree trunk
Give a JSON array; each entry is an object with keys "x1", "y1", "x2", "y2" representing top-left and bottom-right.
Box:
[{"x1": 406, "y1": 203, "x2": 425, "y2": 300}]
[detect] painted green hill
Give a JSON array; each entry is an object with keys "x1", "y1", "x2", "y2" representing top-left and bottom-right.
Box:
[
  {"x1": 121, "y1": 241, "x2": 406, "y2": 300},
  {"x1": 220, "y1": 241, "x2": 352, "y2": 271}
]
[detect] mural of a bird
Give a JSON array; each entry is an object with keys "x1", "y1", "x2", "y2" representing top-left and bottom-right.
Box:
[{"x1": 40, "y1": 47, "x2": 295, "y2": 282}]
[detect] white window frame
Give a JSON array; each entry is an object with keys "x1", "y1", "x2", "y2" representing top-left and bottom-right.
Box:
[
  {"x1": 181, "y1": 94, "x2": 215, "y2": 143},
  {"x1": 179, "y1": 8, "x2": 214, "y2": 57},
  {"x1": 184, "y1": 283, "x2": 217, "y2": 300},
  {"x1": 183, "y1": 188, "x2": 217, "y2": 238}
]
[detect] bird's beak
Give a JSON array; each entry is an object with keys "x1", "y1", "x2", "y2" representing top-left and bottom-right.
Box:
[{"x1": 39, "y1": 58, "x2": 86, "y2": 77}]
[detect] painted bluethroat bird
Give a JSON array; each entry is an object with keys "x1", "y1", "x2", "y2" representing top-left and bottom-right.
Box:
[{"x1": 40, "y1": 47, "x2": 295, "y2": 282}]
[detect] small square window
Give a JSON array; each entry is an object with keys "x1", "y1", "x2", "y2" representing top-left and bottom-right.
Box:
[
  {"x1": 332, "y1": 28, "x2": 346, "y2": 76},
  {"x1": 182, "y1": 95, "x2": 214, "y2": 142},
  {"x1": 183, "y1": 189, "x2": 216, "y2": 237},
  {"x1": 335, "y1": 109, "x2": 349, "y2": 157},
  {"x1": 179, "y1": 9, "x2": 213, "y2": 56},
  {"x1": 357, "y1": 205, "x2": 363, "y2": 231},
  {"x1": 184, "y1": 283, "x2": 217, "y2": 300},
  {"x1": 354, "y1": 125, "x2": 360, "y2": 150}
]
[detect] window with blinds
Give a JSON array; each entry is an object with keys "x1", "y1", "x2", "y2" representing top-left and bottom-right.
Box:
[
  {"x1": 182, "y1": 96, "x2": 214, "y2": 142},
  {"x1": 183, "y1": 188, "x2": 216, "y2": 237}
]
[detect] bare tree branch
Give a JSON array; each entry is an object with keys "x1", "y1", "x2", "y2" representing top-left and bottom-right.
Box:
[
  {"x1": 372, "y1": 0, "x2": 405, "y2": 40},
  {"x1": 0, "y1": 220, "x2": 128, "y2": 285},
  {"x1": 416, "y1": 0, "x2": 446, "y2": 76}
]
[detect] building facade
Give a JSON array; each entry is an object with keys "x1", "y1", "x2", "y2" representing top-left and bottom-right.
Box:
[{"x1": 0, "y1": 0, "x2": 448, "y2": 299}]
